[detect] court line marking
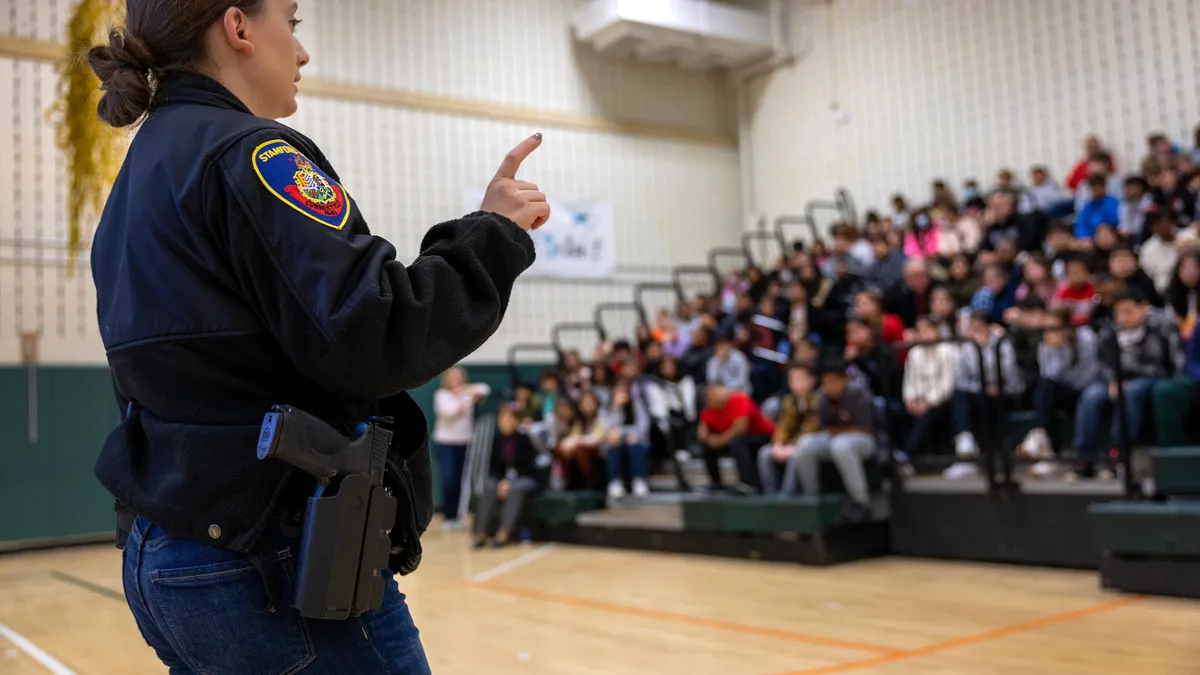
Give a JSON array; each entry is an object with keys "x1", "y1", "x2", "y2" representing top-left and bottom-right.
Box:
[
  {"x1": 474, "y1": 583, "x2": 902, "y2": 655},
  {"x1": 50, "y1": 570, "x2": 126, "y2": 602},
  {"x1": 0, "y1": 623, "x2": 78, "y2": 675},
  {"x1": 470, "y1": 543, "x2": 558, "y2": 584},
  {"x1": 771, "y1": 593, "x2": 1147, "y2": 675}
]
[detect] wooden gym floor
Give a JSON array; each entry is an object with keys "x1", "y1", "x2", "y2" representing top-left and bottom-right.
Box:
[{"x1": 0, "y1": 523, "x2": 1196, "y2": 674}]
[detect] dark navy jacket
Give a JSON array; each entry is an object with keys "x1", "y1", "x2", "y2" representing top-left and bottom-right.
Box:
[{"x1": 91, "y1": 73, "x2": 535, "y2": 561}]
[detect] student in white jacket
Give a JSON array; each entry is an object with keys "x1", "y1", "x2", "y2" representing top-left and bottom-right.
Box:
[
  {"x1": 645, "y1": 356, "x2": 698, "y2": 488},
  {"x1": 432, "y1": 367, "x2": 491, "y2": 528},
  {"x1": 901, "y1": 317, "x2": 959, "y2": 462}
]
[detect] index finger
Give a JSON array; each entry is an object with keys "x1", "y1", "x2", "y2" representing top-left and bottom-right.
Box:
[{"x1": 494, "y1": 133, "x2": 543, "y2": 180}]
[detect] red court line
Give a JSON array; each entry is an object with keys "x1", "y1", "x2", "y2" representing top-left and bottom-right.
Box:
[
  {"x1": 474, "y1": 582, "x2": 902, "y2": 655},
  {"x1": 772, "y1": 594, "x2": 1146, "y2": 675}
]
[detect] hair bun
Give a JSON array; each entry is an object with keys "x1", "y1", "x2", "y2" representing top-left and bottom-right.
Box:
[{"x1": 88, "y1": 29, "x2": 155, "y2": 128}]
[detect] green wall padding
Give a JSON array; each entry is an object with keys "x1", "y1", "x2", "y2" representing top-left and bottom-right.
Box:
[{"x1": 0, "y1": 362, "x2": 547, "y2": 546}]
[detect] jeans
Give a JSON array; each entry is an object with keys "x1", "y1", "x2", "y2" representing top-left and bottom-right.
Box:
[
  {"x1": 122, "y1": 517, "x2": 430, "y2": 674},
  {"x1": 1033, "y1": 378, "x2": 1081, "y2": 452},
  {"x1": 435, "y1": 443, "x2": 468, "y2": 521},
  {"x1": 1153, "y1": 377, "x2": 1200, "y2": 446},
  {"x1": 475, "y1": 476, "x2": 538, "y2": 537},
  {"x1": 703, "y1": 434, "x2": 770, "y2": 491},
  {"x1": 604, "y1": 440, "x2": 650, "y2": 484},
  {"x1": 1075, "y1": 378, "x2": 1156, "y2": 459},
  {"x1": 794, "y1": 431, "x2": 875, "y2": 505},
  {"x1": 952, "y1": 391, "x2": 987, "y2": 437},
  {"x1": 757, "y1": 442, "x2": 802, "y2": 495},
  {"x1": 904, "y1": 401, "x2": 952, "y2": 458}
]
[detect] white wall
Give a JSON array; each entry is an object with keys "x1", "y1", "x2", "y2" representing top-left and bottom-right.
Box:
[
  {"x1": 749, "y1": 0, "x2": 1200, "y2": 226},
  {"x1": 0, "y1": 0, "x2": 741, "y2": 364}
]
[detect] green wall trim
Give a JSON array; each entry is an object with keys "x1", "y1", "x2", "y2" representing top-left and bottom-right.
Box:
[{"x1": 0, "y1": 363, "x2": 545, "y2": 546}]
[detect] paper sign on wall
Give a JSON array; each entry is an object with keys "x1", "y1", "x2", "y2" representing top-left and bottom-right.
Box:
[{"x1": 464, "y1": 189, "x2": 615, "y2": 279}]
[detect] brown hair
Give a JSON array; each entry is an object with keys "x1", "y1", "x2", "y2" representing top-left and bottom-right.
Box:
[{"x1": 88, "y1": 0, "x2": 264, "y2": 127}]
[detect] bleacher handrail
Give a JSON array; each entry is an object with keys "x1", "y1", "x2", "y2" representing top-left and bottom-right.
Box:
[
  {"x1": 593, "y1": 302, "x2": 648, "y2": 341},
  {"x1": 506, "y1": 342, "x2": 562, "y2": 390},
  {"x1": 707, "y1": 246, "x2": 751, "y2": 278},
  {"x1": 773, "y1": 214, "x2": 822, "y2": 252},
  {"x1": 670, "y1": 264, "x2": 721, "y2": 300},
  {"x1": 550, "y1": 321, "x2": 605, "y2": 355},
  {"x1": 742, "y1": 230, "x2": 784, "y2": 269}
]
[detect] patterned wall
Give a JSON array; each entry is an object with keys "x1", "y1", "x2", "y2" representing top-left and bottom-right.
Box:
[
  {"x1": 0, "y1": 0, "x2": 741, "y2": 364},
  {"x1": 750, "y1": 0, "x2": 1200, "y2": 226}
]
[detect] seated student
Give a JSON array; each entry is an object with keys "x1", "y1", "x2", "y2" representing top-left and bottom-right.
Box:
[
  {"x1": 844, "y1": 317, "x2": 903, "y2": 401},
  {"x1": 1153, "y1": 328, "x2": 1200, "y2": 447},
  {"x1": 474, "y1": 406, "x2": 539, "y2": 548},
  {"x1": 1044, "y1": 223, "x2": 1079, "y2": 281},
  {"x1": 555, "y1": 393, "x2": 606, "y2": 491},
  {"x1": 945, "y1": 312, "x2": 1025, "y2": 479},
  {"x1": 1166, "y1": 251, "x2": 1200, "y2": 339},
  {"x1": 1074, "y1": 290, "x2": 1186, "y2": 479},
  {"x1": 794, "y1": 362, "x2": 876, "y2": 521},
  {"x1": 1051, "y1": 255, "x2": 1097, "y2": 326},
  {"x1": 1018, "y1": 308, "x2": 1100, "y2": 477},
  {"x1": 600, "y1": 380, "x2": 652, "y2": 500},
  {"x1": 1140, "y1": 213, "x2": 1180, "y2": 294},
  {"x1": 902, "y1": 316, "x2": 959, "y2": 461},
  {"x1": 1014, "y1": 256, "x2": 1057, "y2": 305},
  {"x1": 512, "y1": 383, "x2": 541, "y2": 427},
  {"x1": 1091, "y1": 223, "x2": 1119, "y2": 271},
  {"x1": 854, "y1": 290, "x2": 906, "y2": 348},
  {"x1": 707, "y1": 335, "x2": 751, "y2": 395},
  {"x1": 1109, "y1": 244, "x2": 1163, "y2": 307},
  {"x1": 946, "y1": 254, "x2": 981, "y2": 308},
  {"x1": 1004, "y1": 296, "x2": 1048, "y2": 395},
  {"x1": 758, "y1": 363, "x2": 821, "y2": 495},
  {"x1": 697, "y1": 383, "x2": 776, "y2": 494},
  {"x1": 1076, "y1": 175, "x2": 1121, "y2": 240},
  {"x1": 537, "y1": 370, "x2": 561, "y2": 422},
  {"x1": 929, "y1": 286, "x2": 959, "y2": 338},
  {"x1": 1090, "y1": 273, "x2": 1125, "y2": 327},
  {"x1": 970, "y1": 263, "x2": 1018, "y2": 325},
  {"x1": 1120, "y1": 175, "x2": 1154, "y2": 244}
]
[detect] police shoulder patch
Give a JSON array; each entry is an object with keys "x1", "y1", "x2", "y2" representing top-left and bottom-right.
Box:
[{"x1": 252, "y1": 139, "x2": 351, "y2": 230}]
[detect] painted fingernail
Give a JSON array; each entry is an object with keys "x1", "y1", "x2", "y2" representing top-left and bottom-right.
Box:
[{"x1": 533, "y1": 132, "x2": 543, "y2": 140}]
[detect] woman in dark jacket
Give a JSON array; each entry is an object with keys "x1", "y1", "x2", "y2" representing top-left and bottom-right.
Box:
[{"x1": 474, "y1": 405, "x2": 540, "y2": 548}]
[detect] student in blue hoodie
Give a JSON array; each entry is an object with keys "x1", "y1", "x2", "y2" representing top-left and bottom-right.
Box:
[
  {"x1": 1153, "y1": 326, "x2": 1200, "y2": 446},
  {"x1": 1075, "y1": 175, "x2": 1121, "y2": 240}
]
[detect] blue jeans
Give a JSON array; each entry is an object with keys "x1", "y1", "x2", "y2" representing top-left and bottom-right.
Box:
[
  {"x1": 435, "y1": 443, "x2": 468, "y2": 521},
  {"x1": 604, "y1": 439, "x2": 649, "y2": 483},
  {"x1": 122, "y1": 517, "x2": 430, "y2": 674},
  {"x1": 1075, "y1": 378, "x2": 1156, "y2": 459}
]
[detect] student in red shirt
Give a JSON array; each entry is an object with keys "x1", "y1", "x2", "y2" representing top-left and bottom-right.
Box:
[
  {"x1": 1051, "y1": 255, "x2": 1097, "y2": 326},
  {"x1": 697, "y1": 384, "x2": 775, "y2": 494}
]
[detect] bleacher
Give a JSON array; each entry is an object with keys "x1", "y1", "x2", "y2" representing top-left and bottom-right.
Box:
[{"x1": 450, "y1": 136, "x2": 1200, "y2": 600}]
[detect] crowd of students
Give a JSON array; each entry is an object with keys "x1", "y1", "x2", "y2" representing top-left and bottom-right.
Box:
[{"x1": 436, "y1": 130, "x2": 1200, "y2": 544}]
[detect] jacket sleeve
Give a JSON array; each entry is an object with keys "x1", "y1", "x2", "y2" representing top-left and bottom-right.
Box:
[{"x1": 214, "y1": 130, "x2": 535, "y2": 400}]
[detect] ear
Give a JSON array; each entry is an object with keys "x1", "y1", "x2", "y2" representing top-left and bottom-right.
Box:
[{"x1": 219, "y1": 7, "x2": 256, "y2": 56}]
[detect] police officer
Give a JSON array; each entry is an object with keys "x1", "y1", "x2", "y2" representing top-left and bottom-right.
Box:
[{"x1": 87, "y1": 1, "x2": 547, "y2": 672}]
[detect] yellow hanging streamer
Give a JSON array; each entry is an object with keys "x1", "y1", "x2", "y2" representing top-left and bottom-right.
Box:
[{"x1": 48, "y1": 0, "x2": 126, "y2": 275}]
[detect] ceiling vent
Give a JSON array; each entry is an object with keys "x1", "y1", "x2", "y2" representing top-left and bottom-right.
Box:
[{"x1": 572, "y1": 0, "x2": 775, "y2": 71}]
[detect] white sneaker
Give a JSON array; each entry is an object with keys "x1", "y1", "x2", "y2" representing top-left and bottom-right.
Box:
[
  {"x1": 607, "y1": 479, "x2": 626, "y2": 501},
  {"x1": 1018, "y1": 429, "x2": 1053, "y2": 460},
  {"x1": 442, "y1": 519, "x2": 463, "y2": 531},
  {"x1": 942, "y1": 461, "x2": 980, "y2": 480},
  {"x1": 632, "y1": 478, "x2": 650, "y2": 497},
  {"x1": 955, "y1": 432, "x2": 979, "y2": 458},
  {"x1": 1028, "y1": 460, "x2": 1060, "y2": 479}
]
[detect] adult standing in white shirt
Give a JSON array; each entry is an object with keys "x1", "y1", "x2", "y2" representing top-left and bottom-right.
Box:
[{"x1": 433, "y1": 367, "x2": 491, "y2": 528}]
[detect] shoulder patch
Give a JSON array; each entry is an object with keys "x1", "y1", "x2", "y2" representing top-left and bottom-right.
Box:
[{"x1": 252, "y1": 139, "x2": 351, "y2": 230}]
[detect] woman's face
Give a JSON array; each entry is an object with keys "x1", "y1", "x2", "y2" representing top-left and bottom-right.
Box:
[
  {"x1": 931, "y1": 289, "x2": 955, "y2": 318},
  {"x1": 1096, "y1": 227, "x2": 1117, "y2": 249},
  {"x1": 950, "y1": 257, "x2": 969, "y2": 279},
  {"x1": 240, "y1": 0, "x2": 311, "y2": 119},
  {"x1": 660, "y1": 358, "x2": 678, "y2": 380},
  {"x1": 554, "y1": 399, "x2": 574, "y2": 423},
  {"x1": 1180, "y1": 256, "x2": 1200, "y2": 287},
  {"x1": 444, "y1": 368, "x2": 465, "y2": 390},
  {"x1": 579, "y1": 394, "x2": 598, "y2": 417},
  {"x1": 612, "y1": 386, "x2": 630, "y2": 406},
  {"x1": 854, "y1": 294, "x2": 879, "y2": 320},
  {"x1": 498, "y1": 411, "x2": 518, "y2": 435},
  {"x1": 1024, "y1": 261, "x2": 1048, "y2": 284}
]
